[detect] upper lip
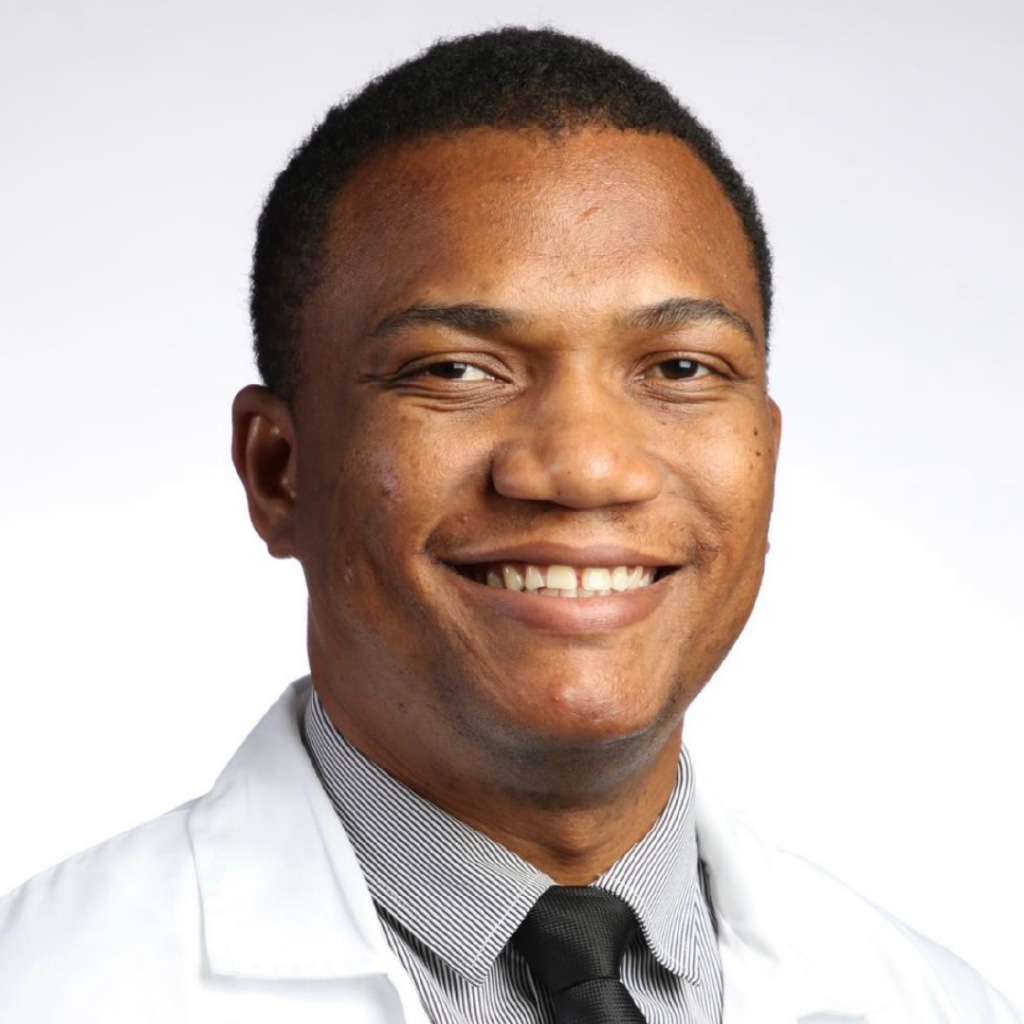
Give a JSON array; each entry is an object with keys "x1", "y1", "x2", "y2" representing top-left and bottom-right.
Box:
[{"x1": 437, "y1": 541, "x2": 678, "y2": 568}]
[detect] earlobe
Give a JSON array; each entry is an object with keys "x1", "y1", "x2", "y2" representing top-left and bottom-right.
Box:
[{"x1": 231, "y1": 384, "x2": 299, "y2": 558}]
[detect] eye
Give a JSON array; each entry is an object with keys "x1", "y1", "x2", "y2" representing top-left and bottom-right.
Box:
[
  {"x1": 419, "y1": 361, "x2": 494, "y2": 381},
  {"x1": 647, "y1": 358, "x2": 712, "y2": 380}
]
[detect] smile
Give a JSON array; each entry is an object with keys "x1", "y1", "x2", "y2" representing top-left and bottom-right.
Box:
[{"x1": 457, "y1": 562, "x2": 662, "y2": 597}]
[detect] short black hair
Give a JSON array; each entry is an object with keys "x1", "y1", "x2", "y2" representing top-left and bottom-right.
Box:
[{"x1": 251, "y1": 26, "x2": 772, "y2": 400}]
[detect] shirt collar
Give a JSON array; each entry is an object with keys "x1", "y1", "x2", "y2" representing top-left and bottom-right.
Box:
[
  {"x1": 304, "y1": 688, "x2": 707, "y2": 988},
  {"x1": 594, "y1": 747, "x2": 704, "y2": 984}
]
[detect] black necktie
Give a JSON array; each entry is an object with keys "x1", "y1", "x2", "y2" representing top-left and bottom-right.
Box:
[{"x1": 512, "y1": 886, "x2": 648, "y2": 1024}]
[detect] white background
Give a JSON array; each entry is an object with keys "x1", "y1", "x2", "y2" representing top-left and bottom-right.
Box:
[{"x1": 2, "y1": 0, "x2": 1021, "y2": 1007}]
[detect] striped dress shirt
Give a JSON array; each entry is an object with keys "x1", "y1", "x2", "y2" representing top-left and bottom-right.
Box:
[{"x1": 303, "y1": 690, "x2": 724, "y2": 1024}]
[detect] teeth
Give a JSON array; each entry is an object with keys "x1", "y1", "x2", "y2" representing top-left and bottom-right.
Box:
[
  {"x1": 580, "y1": 567, "x2": 611, "y2": 591},
  {"x1": 502, "y1": 565, "x2": 525, "y2": 592},
  {"x1": 546, "y1": 564, "x2": 577, "y2": 590},
  {"x1": 474, "y1": 562, "x2": 660, "y2": 597}
]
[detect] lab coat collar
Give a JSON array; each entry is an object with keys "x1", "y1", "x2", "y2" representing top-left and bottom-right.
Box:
[
  {"x1": 190, "y1": 678, "x2": 894, "y2": 1020},
  {"x1": 695, "y1": 780, "x2": 893, "y2": 1022},
  {"x1": 188, "y1": 678, "x2": 394, "y2": 981}
]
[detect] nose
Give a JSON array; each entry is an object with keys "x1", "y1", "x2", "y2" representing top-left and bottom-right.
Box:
[{"x1": 491, "y1": 383, "x2": 664, "y2": 509}]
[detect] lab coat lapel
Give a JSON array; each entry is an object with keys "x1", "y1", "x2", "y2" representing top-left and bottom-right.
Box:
[
  {"x1": 187, "y1": 679, "x2": 430, "y2": 1022},
  {"x1": 694, "y1": 781, "x2": 892, "y2": 1023}
]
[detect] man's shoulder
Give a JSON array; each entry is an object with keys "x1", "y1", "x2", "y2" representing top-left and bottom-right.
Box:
[
  {"x1": 1, "y1": 800, "x2": 198, "y2": 920},
  {"x1": 776, "y1": 847, "x2": 1018, "y2": 1013},
  {"x1": 0, "y1": 803, "x2": 204, "y2": 1016},
  {"x1": 695, "y1": 785, "x2": 1021, "y2": 1022}
]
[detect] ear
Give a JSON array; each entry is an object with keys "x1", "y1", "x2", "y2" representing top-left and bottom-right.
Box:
[
  {"x1": 231, "y1": 384, "x2": 298, "y2": 559},
  {"x1": 769, "y1": 396, "x2": 782, "y2": 451},
  {"x1": 766, "y1": 397, "x2": 782, "y2": 555}
]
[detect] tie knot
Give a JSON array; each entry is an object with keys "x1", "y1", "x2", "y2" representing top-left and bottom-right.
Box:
[{"x1": 513, "y1": 886, "x2": 639, "y2": 994}]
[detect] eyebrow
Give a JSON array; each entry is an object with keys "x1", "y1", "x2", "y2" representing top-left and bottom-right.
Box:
[
  {"x1": 367, "y1": 296, "x2": 760, "y2": 348},
  {"x1": 623, "y1": 297, "x2": 760, "y2": 349},
  {"x1": 368, "y1": 303, "x2": 520, "y2": 338}
]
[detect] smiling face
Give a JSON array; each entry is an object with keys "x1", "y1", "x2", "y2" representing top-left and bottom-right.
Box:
[{"x1": 243, "y1": 126, "x2": 780, "y2": 805}]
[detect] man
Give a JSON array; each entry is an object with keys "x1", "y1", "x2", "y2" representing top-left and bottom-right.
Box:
[{"x1": 0, "y1": 26, "x2": 1018, "y2": 1024}]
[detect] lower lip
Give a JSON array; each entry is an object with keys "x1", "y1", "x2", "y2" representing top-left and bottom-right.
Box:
[{"x1": 448, "y1": 570, "x2": 672, "y2": 633}]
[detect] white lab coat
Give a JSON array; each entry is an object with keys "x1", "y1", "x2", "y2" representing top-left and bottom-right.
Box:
[{"x1": 1, "y1": 678, "x2": 1018, "y2": 1023}]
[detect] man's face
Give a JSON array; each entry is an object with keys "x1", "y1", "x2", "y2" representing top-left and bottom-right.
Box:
[{"x1": 284, "y1": 127, "x2": 779, "y2": 793}]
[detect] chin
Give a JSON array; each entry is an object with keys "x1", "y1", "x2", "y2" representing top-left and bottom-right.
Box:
[
  {"x1": 486, "y1": 714, "x2": 682, "y2": 809},
  {"x1": 474, "y1": 673, "x2": 685, "y2": 762}
]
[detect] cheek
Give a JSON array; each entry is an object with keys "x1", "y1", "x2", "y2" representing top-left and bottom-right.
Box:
[
  {"x1": 320, "y1": 414, "x2": 477, "y2": 575},
  {"x1": 667, "y1": 413, "x2": 776, "y2": 544},
  {"x1": 332, "y1": 414, "x2": 420, "y2": 515}
]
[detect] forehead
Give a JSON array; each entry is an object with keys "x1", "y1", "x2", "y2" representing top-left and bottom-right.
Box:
[{"x1": 307, "y1": 126, "x2": 763, "y2": 349}]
